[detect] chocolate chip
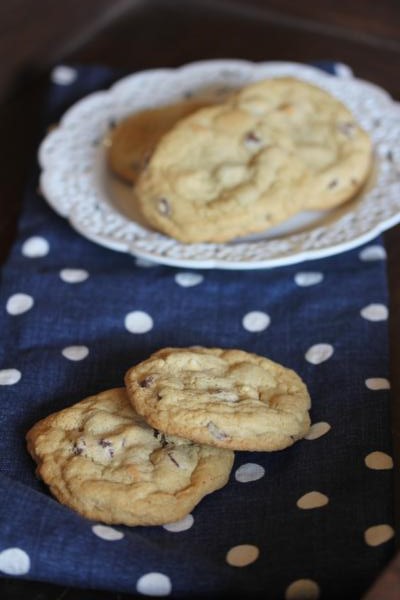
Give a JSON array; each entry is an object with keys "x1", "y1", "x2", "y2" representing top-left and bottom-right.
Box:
[
  {"x1": 140, "y1": 375, "x2": 156, "y2": 388},
  {"x1": 207, "y1": 421, "x2": 229, "y2": 441},
  {"x1": 99, "y1": 439, "x2": 112, "y2": 448},
  {"x1": 99, "y1": 439, "x2": 115, "y2": 458},
  {"x1": 167, "y1": 452, "x2": 180, "y2": 468},
  {"x1": 157, "y1": 198, "x2": 171, "y2": 216},
  {"x1": 154, "y1": 430, "x2": 168, "y2": 448},
  {"x1": 387, "y1": 151, "x2": 394, "y2": 163},
  {"x1": 247, "y1": 131, "x2": 260, "y2": 141},
  {"x1": 109, "y1": 119, "x2": 117, "y2": 129},
  {"x1": 244, "y1": 131, "x2": 262, "y2": 149},
  {"x1": 72, "y1": 438, "x2": 86, "y2": 456},
  {"x1": 328, "y1": 179, "x2": 339, "y2": 189}
]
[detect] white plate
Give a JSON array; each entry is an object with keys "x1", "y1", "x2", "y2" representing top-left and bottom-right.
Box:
[{"x1": 39, "y1": 60, "x2": 400, "y2": 269}]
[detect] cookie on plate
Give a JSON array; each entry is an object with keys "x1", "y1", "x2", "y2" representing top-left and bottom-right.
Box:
[
  {"x1": 26, "y1": 388, "x2": 234, "y2": 526},
  {"x1": 107, "y1": 99, "x2": 211, "y2": 184},
  {"x1": 125, "y1": 347, "x2": 311, "y2": 451},
  {"x1": 234, "y1": 77, "x2": 373, "y2": 210},
  {"x1": 134, "y1": 101, "x2": 312, "y2": 243},
  {"x1": 134, "y1": 77, "x2": 372, "y2": 243}
]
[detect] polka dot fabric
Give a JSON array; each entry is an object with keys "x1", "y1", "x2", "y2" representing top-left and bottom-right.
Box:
[{"x1": 0, "y1": 64, "x2": 394, "y2": 599}]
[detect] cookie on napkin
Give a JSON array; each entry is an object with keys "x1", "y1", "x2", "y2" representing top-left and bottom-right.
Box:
[
  {"x1": 26, "y1": 388, "x2": 234, "y2": 526},
  {"x1": 125, "y1": 347, "x2": 311, "y2": 451}
]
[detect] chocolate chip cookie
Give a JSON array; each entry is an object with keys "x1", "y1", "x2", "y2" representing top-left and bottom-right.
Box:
[
  {"x1": 134, "y1": 77, "x2": 372, "y2": 243},
  {"x1": 26, "y1": 388, "x2": 234, "y2": 525},
  {"x1": 125, "y1": 347, "x2": 311, "y2": 451}
]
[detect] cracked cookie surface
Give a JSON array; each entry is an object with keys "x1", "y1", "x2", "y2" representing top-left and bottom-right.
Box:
[
  {"x1": 125, "y1": 347, "x2": 311, "y2": 451},
  {"x1": 26, "y1": 388, "x2": 234, "y2": 526}
]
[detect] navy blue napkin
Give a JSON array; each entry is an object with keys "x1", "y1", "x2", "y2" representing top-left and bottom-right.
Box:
[{"x1": 0, "y1": 62, "x2": 394, "y2": 599}]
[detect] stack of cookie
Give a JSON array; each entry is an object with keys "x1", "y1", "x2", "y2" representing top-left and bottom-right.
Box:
[
  {"x1": 26, "y1": 347, "x2": 311, "y2": 526},
  {"x1": 109, "y1": 77, "x2": 373, "y2": 243}
]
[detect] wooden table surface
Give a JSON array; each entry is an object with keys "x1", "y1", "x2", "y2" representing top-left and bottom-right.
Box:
[{"x1": 0, "y1": 1, "x2": 399, "y2": 597}]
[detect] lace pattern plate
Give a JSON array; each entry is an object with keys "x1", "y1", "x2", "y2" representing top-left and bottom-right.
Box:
[{"x1": 39, "y1": 60, "x2": 400, "y2": 269}]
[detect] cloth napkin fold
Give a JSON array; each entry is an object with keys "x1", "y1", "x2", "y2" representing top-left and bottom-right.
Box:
[{"x1": 0, "y1": 62, "x2": 394, "y2": 599}]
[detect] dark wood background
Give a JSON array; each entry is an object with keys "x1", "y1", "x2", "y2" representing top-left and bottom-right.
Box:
[{"x1": 1, "y1": 1, "x2": 400, "y2": 598}]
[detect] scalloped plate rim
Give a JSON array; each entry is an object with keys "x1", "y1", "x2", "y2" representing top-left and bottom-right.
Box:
[{"x1": 38, "y1": 59, "x2": 400, "y2": 269}]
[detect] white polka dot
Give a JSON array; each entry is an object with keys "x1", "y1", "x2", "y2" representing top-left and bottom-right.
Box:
[
  {"x1": 62, "y1": 346, "x2": 89, "y2": 361},
  {"x1": 0, "y1": 369, "x2": 21, "y2": 385},
  {"x1": 125, "y1": 311, "x2": 153, "y2": 334},
  {"x1": 226, "y1": 544, "x2": 259, "y2": 567},
  {"x1": 294, "y1": 272, "x2": 323, "y2": 287},
  {"x1": 0, "y1": 548, "x2": 30, "y2": 575},
  {"x1": 136, "y1": 572, "x2": 172, "y2": 596},
  {"x1": 174, "y1": 272, "x2": 204, "y2": 287},
  {"x1": 365, "y1": 451, "x2": 393, "y2": 470},
  {"x1": 6, "y1": 293, "x2": 34, "y2": 315},
  {"x1": 92, "y1": 524, "x2": 124, "y2": 541},
  {"x1": 242, "y1": 311, "x2": 270, "y2": 332},
  {"x1": 60, "y1": 269, "x2": 89, "y2": 283},
  {"x1": 285, "y1": 578, "x2": 320, "y2": 600},
  {"x1": 360, "y1": 303, "x2": 388, "y2": 322},
  {"x1": 305, "y1": 344, "x2": 334, "y2": 365},
  {"x1": 22, "y1": 236, "x2": 49, "y2": 258},
  {"x1": 296, "y1": 491, "x2": 329, "y2": 510},
  {"x1": 163, "y1": 514, "x2": 194, "y2": 532},
  {"x1": 136, "y1": 257, "x2": 158, "y2": 268},
  {"x1": 51, "y1": 65, "x2": 77, "y2": 85},
  {"x1": 305, "y1": 422, "x2": 331, "y2": 441},
  {"x1": 364, "y1": 524, "x2": 394, "y2": 546},
  {"x1": 359, "y1": 245, "x2": 387, "y2": 261},
  {"x1": 235, "y1": 463, "x2": 265, "y2": 483},
  {"x1": 365, "y1": 377, "x2": 391, "y2": 390}
]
